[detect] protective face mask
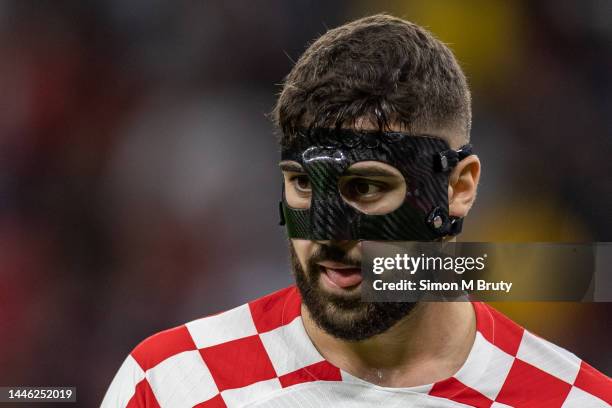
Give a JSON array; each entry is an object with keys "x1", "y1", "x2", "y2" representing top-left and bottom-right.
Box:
[{"x1": 279, "y1": 127, "x2": 472, "y2": 241}]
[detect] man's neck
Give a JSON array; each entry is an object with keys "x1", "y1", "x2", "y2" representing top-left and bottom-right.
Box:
[{"x1": 301, "y1": 301, "x2": 476, "y2": 387}]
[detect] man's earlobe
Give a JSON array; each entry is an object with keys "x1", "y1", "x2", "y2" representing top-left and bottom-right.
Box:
[{"x1": 448, "y1": 155, "x2": 481, "y2": 218}]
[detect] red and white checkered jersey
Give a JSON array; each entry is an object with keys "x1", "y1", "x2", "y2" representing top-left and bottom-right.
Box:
[{"x1": 101, "y1": 286, "x2": 611, "y2": 408}]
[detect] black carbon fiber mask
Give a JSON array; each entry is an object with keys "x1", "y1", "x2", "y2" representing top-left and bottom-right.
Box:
[{"x1": 279, "y1": 128, "x2": 473, "y2": 241}]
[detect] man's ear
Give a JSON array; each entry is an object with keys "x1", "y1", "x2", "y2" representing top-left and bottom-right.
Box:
[{"x1": 448, "y1": 155, "x2": 481, "y2": 218}]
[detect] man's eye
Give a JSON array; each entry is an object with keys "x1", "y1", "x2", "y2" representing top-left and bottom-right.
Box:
[
  {"x1": 291, "y1": 175, "x2": 311, "y2": 192},
  {"x1": 345, "y1": 179, "x2": 384, "y2": 199}
]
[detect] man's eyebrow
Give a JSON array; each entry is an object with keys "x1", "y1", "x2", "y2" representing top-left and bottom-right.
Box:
[
  {"x1": 278, "y1": 161, "x2": 304, "y2": 172},
  {"x1": 345, "y1": 165, "x2": 397, "y2": 177}
]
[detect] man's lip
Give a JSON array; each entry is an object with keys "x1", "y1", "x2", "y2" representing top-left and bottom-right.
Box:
[
  {"x1": 319, "y1": 264, "x2": 363, "y2": 289},
  {"x1": 317, "y1": 261, "x2": 361, "y2": 270}
]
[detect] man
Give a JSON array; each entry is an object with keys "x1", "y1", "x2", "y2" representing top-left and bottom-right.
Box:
[{"x1": 101, "y1": 14, "x2": 610, "y2": 407}]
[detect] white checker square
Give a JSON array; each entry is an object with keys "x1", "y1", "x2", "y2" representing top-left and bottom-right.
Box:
[
  {"x1": 340, "y1": 370, "x2": 366, "y2": 384},
  {"x1": 490, "y1": 402, "x2": 514, "y2": 408},
  {"x1": 339, "y1": 370, "x2": 434, "y2": 394},
  {"x1": 101, "y1": 355, "x2": 145, "y2": 408},
  {"x1": 147, "y1": 350, "x2": 219, "y2": 407},
  {"x1": 516, "y1": 331, "x2": 582, "y2": 384},
  {"x1": 220, "y1": 378, "x2": 282, "y2": 407},
  {"x1": 454, "y1": 332, "x2": 515, "y2": 401},
  {"x1": 404, "y1": 383, "x2": 434, "y2": 394},
  {"x1": 561, "y1": 386, "x2": 609, "y2": 407},
  {"x1": 259, "y1": 317, "x2": 324, "y2": 376},
  {"x1": 186, "y1": 303, "x2": 257, "y2": 348}
]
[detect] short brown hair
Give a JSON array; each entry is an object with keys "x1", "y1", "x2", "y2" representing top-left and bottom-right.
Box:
[{"x1": 273, "y1": 14, "x2": 471, "y2": 146}]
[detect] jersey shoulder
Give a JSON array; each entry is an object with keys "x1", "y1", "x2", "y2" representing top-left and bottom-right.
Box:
[
  {"x1": 132, "y1": 285, "x2": 301, "y2": 369},
  {"x1": 472, "y1": 302, "x2": 611, "y2": 407},
  {"x1": 101, "y1": 286, "x2": 303, "y2": 408}
]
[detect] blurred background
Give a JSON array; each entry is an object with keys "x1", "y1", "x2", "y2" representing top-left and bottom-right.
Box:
[{"x1": 0, "y1": 0, "x2": 610, "y2": 406}]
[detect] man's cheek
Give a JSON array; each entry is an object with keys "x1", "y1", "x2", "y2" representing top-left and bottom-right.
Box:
[
  {"x1": 291, "y1": 239, "x2": 312, "y2": 272},
  {"x1": 350, "y1": 242, "x2": 363, "y2": 259}
]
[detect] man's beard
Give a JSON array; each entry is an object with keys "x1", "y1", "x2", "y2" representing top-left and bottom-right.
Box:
[{"x1": 290, "y1": 242, "x2": 417, "y2": 342}]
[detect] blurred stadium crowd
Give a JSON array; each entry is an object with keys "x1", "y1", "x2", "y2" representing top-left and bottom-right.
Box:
[{"x1": 0, "y1": 1, "x2": 610, "y2": 405}]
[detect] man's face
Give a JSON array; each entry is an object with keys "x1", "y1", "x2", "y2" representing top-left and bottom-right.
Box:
[{"x1": 280, "y1": 159, "x2": 417, "y2": 341}]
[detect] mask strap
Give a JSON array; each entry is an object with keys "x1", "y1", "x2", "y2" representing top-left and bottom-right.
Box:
[
  {"x1": 431, "y1": 144, "x2": 473, "y2": 236},
  {"x1": 435, "y1": 144, "x2": 473, "y2": 172},
  {"x1": 448, "y1": 217, "x2": 464, "y2": 235},
  {"x1": 279, "y1": 182, "x2": 286, "y2": 226}
]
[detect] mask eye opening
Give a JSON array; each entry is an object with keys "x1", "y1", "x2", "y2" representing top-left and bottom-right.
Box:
[{"x1": 338, "y1": 161, "x2": 407, "y2": 215}]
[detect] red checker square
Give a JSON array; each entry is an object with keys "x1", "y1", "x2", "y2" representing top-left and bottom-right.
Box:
[
  {"x1": 495, "y1": 359, "x2": 572, "y2": 407},
  {"x1": 478, "y1": 304, "x2": 524, "y2": 357},
  {"x1": 573, "y1": 361, "x2": 612, "y2": 405},
  {"x1": 473, "y1": 302, "x2": 494, "y2": 341},
  {"x1": 131, "y1": 325, "x2": 197, "y2": 371},
  {"x1": 194, "y1": 394, "x2": 227, "y2": 408},
  {"x1": 126, "y1": 379, "x2": 161, "y2": 408},
  {"x1": 279, "y1": 360, "x2": 342, "y2": 388},
  {"x1": 429, "y1": 377, "x2": 493, "y2": 408},
  {"x1": 199, "y1": 335, "x2": 277, "y2": 391},
  {"x1": 249, "y1": 286, "x2": 301, "y2": 334}
]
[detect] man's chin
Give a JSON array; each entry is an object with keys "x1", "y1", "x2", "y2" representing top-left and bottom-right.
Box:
[
  {"x1": 301, "y1": 273, "x2": 418, "y2": 341},
  {"x1": 290, "y1": 244, "x2": 417, "y2": 341}
]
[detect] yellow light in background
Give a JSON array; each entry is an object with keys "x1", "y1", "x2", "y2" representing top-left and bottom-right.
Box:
[
  {"x1": 355, "y1": 0, "x2": 524, "y2": 89},
  {"x1": 462, "y1": 197, "x2": 591, "y2": 243},
  {"x1": 462, "y1": 196, "x2": 592, "y2": 339}
]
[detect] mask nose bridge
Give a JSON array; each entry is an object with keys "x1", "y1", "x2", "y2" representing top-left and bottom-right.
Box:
[
  {"x1": 302, "y1": 147, "x2": 347, "y2": 194},
  {"x1": 301, "y1": 146, "x2": 355, "y2": 240}
]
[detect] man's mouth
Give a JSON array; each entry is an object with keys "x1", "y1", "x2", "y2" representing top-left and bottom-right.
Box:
[{"x1": 317, "y1": 260, "x2": 363, "y2": 289}]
